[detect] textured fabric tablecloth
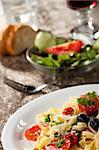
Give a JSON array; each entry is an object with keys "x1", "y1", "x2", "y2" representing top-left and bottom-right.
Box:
[{"x1": 0, "y1": 0, "x2": 99, "y2": 149}]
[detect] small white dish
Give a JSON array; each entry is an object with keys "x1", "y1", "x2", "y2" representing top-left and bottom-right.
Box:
[{"x1": 1, "y1": 84, "x2": 99, "y2": 150}]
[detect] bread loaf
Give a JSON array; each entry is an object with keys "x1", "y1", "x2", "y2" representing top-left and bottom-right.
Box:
[
  {"x1": 0, "y1": 24, "x2": 37, "y2": 56},
  {"x1": 0, "y1": 32, "x2": 4, "y2": 56}
]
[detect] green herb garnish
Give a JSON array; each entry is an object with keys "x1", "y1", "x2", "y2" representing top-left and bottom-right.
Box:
[
  {"x1": 50, "y1": 121, "x2": 55, "y2": 127},
  {"x1": 86, "y1": 91, "x2": 96, "y2": 98},
  {"x1": 78, "y1": 98, "x2": 95, "y2": 106},
  {"x1": 44, "y1": 114, "x2": 51, "y2": 122},
  {"x1": 50, "y1": 121, "x2": 63, "y2": 127},
  {"x1": 56, "y1": 139, "x2": 65, "y2": 148}
]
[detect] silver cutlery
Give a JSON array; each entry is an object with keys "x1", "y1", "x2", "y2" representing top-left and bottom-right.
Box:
[{"x1": 4, "y1": 77, "x2": 48, "y2": 94}]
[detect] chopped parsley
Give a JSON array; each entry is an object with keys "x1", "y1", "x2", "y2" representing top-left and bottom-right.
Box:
[
  {"x1": 77, "y1": 98, "x2": 95, "y2": 106},
  {"x1": 44, "y1": 114, "x2": 51, "y2": 122},
  {"x1": 86, "y1": 91, "x2": 96, "y2": 98},
  {"x1": 77, "y1": 91, "x2": 97, "y2": 106},
  {"x1": 56, "y1": 139, "x2": 65, "y2": 148},
  {"x1": 50, "y1": 121, "x2": 63, "y2": 127}
]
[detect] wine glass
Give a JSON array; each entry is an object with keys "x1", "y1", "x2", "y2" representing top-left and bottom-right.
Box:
[{"x1": 66, "y1": 0, "x2": 99, "y2": 43}]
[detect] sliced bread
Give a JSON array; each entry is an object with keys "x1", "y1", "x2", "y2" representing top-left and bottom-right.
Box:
[{"x1": 1, "y1": 24, "x2": 37, "y2": 56}]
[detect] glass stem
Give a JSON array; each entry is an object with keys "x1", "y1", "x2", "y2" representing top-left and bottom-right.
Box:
[{"x1": 76, "y1": 9, "x2": 94, "y2": 33}]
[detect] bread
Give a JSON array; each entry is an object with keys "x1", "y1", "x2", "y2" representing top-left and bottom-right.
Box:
[
  {"x1": 0, "y1": 32, "x2": 4, "y2": 56},
  {"x1": 1, "y1": 25, "x2": 14, "y2": 56},
  {"x1": 0, "y1": 24, "x2": 37, "y2": 56},
  {"x1": 0, "y1": 30, "x2": 8, "y2": 56}
]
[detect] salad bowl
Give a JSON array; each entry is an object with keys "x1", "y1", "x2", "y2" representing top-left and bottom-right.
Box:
[
  {"x1": 26, "y1": 30, "x2": 99, "y2": 85},
  {"x1": 26, "y1": 47, "x2": 99, "y2": 74}
]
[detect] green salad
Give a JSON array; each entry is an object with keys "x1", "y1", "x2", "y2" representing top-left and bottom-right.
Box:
[{"x1": 31, "y1": 31, "x2": 99, "y2": 69}]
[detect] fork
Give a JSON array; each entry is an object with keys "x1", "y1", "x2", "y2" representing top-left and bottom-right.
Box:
[{"x1": 3, "y1": 77, "x2": 48, "y2": 94}]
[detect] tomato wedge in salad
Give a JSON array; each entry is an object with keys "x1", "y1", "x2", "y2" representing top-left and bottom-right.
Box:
[
  {"x1": 24, "y1": 124, "x2": 41, "y2": 141},
  {"x1": 46, "y1": 40, "x2": 83, "y2": 55}
]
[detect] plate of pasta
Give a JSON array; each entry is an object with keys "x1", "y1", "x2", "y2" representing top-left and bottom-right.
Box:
[{"x1": 1, "y1": 84, "x2": 99, "y2": 150}]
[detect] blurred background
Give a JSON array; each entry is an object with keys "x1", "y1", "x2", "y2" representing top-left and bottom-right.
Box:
[{"x1": 1, "y1": 0, "x2": 99, "y2": 35}]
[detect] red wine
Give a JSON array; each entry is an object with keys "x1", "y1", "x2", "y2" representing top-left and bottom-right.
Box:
[{"x1": 66, "y1": 0, "x2": 97, "y2": 10}]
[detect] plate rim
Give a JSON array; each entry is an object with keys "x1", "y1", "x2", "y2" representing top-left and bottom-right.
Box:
[{"x1": 1, "y1": 83, "x2": 99, "y2": 150}]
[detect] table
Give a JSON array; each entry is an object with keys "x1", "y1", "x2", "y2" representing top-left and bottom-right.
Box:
[{"x1": 0, "y1": 0, "x2": 99, "y2": 149}]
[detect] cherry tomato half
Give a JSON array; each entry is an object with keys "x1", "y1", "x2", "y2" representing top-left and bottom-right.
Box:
[
  {"x1": 62, "y1": 107, "x2": 74, "y2": 115},
  {"x1": 24, "y1": 124, "x2": 41, "y2": 141},
  {"x1": 64, "y1": 132, "x2": 78, "y2": 146}
]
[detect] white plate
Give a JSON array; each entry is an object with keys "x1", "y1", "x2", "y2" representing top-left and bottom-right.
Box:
[{"x1": 1, "y1": 84, "x2": 99, "y2": 150}]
